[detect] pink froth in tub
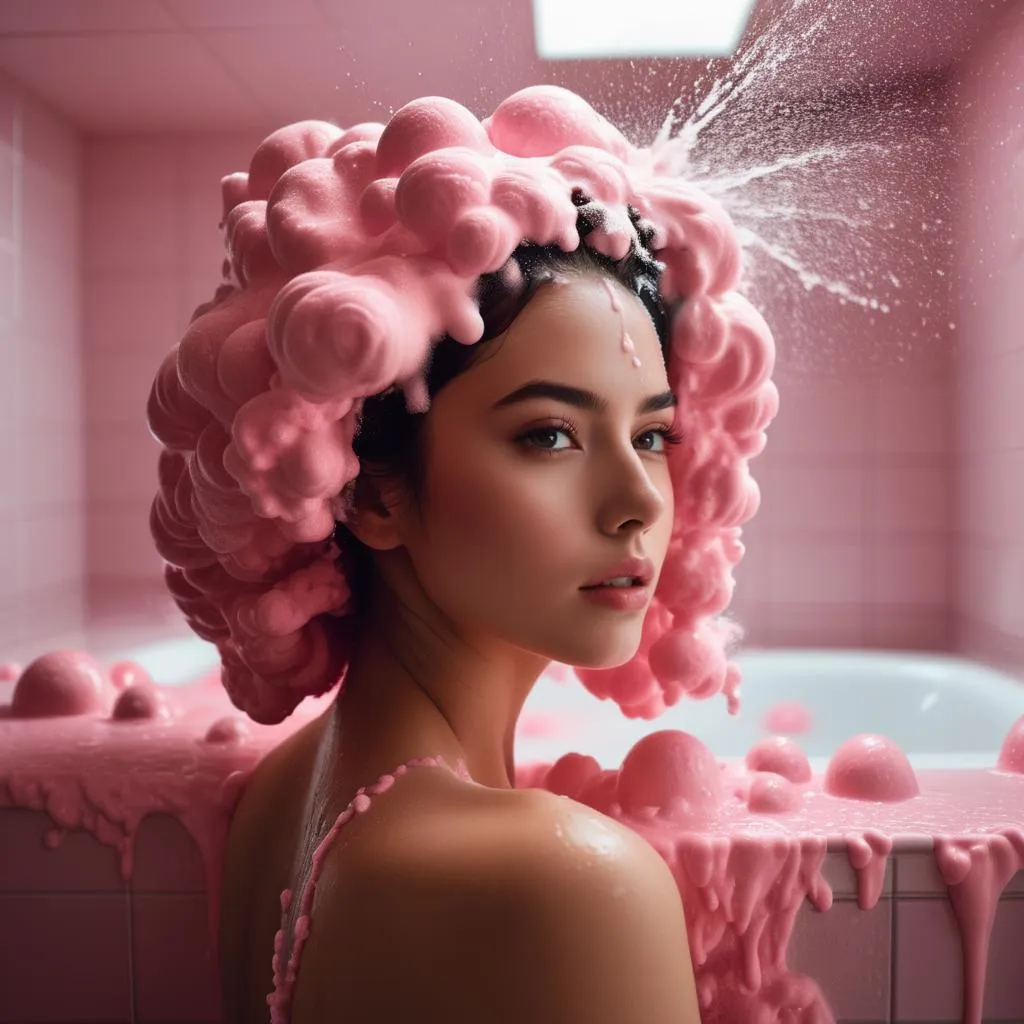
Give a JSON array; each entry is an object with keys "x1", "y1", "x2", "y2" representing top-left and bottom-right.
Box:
[{"x1": 1, "y1": 640, "x2": 1023, "y2": 1024}]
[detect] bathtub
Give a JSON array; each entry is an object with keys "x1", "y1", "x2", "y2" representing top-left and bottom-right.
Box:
[
  {"x1": 515, "y1": 647, "x2": 1024, "y2": 773},
  {"x1": 2, "y1": 637, "x2": 1023, "y2": 1024},
  {"x1": 104, "y1": 638, "x2": 1024, "y2": 771}
]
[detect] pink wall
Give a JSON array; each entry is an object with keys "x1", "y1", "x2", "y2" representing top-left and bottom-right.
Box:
[
  {"x1": 952, "y1": 8, "x2": 1024, "y2": 675},
  {"x1": 81, "y1": 130, "x2": 262, "y2": 625},
  {"x1": 0, "y1": 69, "x2": 85, "y2": 662},
  {"x1": 77, "y1": 88, "x2": 958, "y2": 653}
]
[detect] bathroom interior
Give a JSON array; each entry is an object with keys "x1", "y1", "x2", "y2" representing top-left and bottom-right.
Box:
[{"x1": 0, "y1": 0, "x2": 1022, "y2": 1022}]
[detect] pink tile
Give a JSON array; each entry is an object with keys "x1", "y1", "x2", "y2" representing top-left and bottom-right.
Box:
[
  {"x1": 82, "y1": 271, "x2": 182, "y2": 353},
  {"x1": 871, "y1": 377, "x2": 951, "y2": 457},
  {"x1": 0, "y1": 808, "x2": 125, "y2": 892},
  {"x1": 894, "y1": 898, "x2": 963, "y2": 1020},
  {"x1": 767, "y1": 378, "x2": 870, "y2": 457},
  {"x1": 770, "y1": 539, "x2": 865, "y2": 605},
  {"x1": 132, "y1": 813, "x2": 207, "y2": 893},
  {"x1": 17, "y1": 502, "x2": 85, "y2": 591},
  {"x1": 0, "y1": 86, "x2": 16, "y2": 242},
  {"x1": 85, "y1": 349, "x2": 165, "y2": 429},
  {"x1": 0, "y1": 892, "x2": 131, "y2": 1022},
  {"x1": 83, "y1": 136, "x2": 182, "y2": 206},
  {"x1": 820, "y1": 850, "x2": 894, "y2": 900},
  {"x1": 870, "y1": 464, "x2": 949, "y2": 536},
  {"x1": 0, "y1": 0, "x2": 176, "y2": 34},
  {"x1": 760, "y1": 462, "x2": 864, "y2": 537},
  {"x1": 897, "y1": 856, "x2": 1024, "y2": 899},
  {"x1": 165, "y1": 0, "x2": 325, "y2": 28},
  {"x1": 86, "y1": 506, "x2": 164, "y2": 581},
  {"x1": 19, "y1": 103, "x2": 81, "y2": 269},
  {"x1": 989, "y1": 542, "x2": 1024, "y2": 639},
  {"x1": 83, "y1": 194, "x2": 180, "y2": 275},
  {"x1": 17, "y1": 290, "x2": 83, "y2": 426},
  {"x1": 19, "y1": 428, "x2": 84, "y2": 507},
  {"x1": 788, "y1": 898, "x2": 891, "y2": 1021},
  {"x1": 863, "y1": 603, "x2": 952, "y2": 651},
  {"x1": 0, "y1": 516, "x2": 22, "y2": 597},
  {"x1": 87, "y1": 428, "x2": 160, "y2": 508},
  {"x1": 0, "y1": 244, "x2": 17, "y2": 325},
  {"x1": 132, "y1": 893, "x2": 222, "y2": 1022},
  {"x1": 984, "y1": 896, "x2": 1024, "y2": 1020},
  {"x1": 868, "y1": 539, "x2": 948, "y2": 606},
  {"x1": 1006, "y1": 348, "x2": 1024, "y2": 451},
  {"x1": 767, "y1": 601, "x2": 865, "y2": 648},
  {"x1": 0, "y1": 33, "x2": 262, "y2": 134}
]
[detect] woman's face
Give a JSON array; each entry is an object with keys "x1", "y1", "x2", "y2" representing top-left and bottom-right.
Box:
[{"x1": 396, "y1": 272, "x2": 677, "y2": 668}]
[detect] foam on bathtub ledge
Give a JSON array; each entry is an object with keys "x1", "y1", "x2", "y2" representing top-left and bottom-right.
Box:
[{"x1": 2, "y1": 654, "x2": 1024, "y2": 1024}]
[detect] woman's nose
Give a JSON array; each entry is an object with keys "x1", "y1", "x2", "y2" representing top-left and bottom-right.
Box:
[{"x1": 595, "y1": 451, "x2": 668, "y2": 538}]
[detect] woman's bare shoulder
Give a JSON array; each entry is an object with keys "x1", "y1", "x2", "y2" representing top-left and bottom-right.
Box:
[{"x1": 300, "y1": 786, "x2": 701, "y2": 1023}]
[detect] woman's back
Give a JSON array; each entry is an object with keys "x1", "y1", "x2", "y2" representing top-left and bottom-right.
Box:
[{"x1": 219, "y1": 715, "x2": 701, "y2": 1024}]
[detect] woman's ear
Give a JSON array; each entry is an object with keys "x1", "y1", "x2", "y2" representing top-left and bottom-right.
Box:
[{"x1": 343, "y1": 474, "x2": 406, "y2": 553}]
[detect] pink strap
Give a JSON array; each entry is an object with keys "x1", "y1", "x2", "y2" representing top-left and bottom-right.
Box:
[{"x1": 267, "y1": 755, "x2": 470, "y2": 1023}]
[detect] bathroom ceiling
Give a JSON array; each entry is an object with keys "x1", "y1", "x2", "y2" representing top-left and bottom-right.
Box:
[{"x1": 0, "y1": 0, "x2": 1013, "y2": 135}]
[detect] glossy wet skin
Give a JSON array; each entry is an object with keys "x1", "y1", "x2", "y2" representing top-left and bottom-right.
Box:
[{"x1": 342, "y1": 271, "x2": 677, "y2": 787}]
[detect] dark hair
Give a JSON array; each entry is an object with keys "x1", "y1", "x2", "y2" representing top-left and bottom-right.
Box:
[{"x1": 333, "y1": 197, "x2": 671, "y2": 612}]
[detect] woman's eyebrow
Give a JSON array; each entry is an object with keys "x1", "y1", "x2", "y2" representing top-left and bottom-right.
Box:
[{"x1": 491, "y1": 380, "x2": 677, "y2": 414}]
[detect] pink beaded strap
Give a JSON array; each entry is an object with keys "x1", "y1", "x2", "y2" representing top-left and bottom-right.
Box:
[{"x1": 267, "y1": 755, "x2": 470, "y2": 1024}]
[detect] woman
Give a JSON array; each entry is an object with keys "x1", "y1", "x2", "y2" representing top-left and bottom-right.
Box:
[{"x1": 147, "y1": 86, "x2": 776, "y2": 1023}]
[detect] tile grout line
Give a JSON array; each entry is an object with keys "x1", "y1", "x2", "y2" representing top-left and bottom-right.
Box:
[
  {"x1": 127, "y1": 887, "x2": 138, "y2": 1024},
  {"x1": 889, "y1": 856, "x2": 898, "y2": 1024}
]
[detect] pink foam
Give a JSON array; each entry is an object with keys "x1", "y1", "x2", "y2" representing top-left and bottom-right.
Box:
[
  {"x1": 2, "y1": 675, "x2": 1023, "y2": 1024},
  {"x1": 763, "y1": 701, "x2": 813, "y2": 735},
  {"x1": 823, "y1": 734, "x2": 920, "y2": 803}
]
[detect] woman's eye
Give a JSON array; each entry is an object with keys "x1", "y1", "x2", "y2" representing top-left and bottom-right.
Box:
[
  {"x1": 524, "y1": 427, "x2": 574, "y2": 451},
  {"x1": 635, "y1": 430, "x2": 666, "y2": 453}
]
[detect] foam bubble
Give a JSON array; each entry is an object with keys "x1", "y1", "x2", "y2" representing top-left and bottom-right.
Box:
[
  {"x1": 618, "y1": 730, "x2": 724, "y2": 824},
  {"x1": 11, "y1": 651, "x2": 110, "y2": 719},
  {"x1": 746, "y1": 736, "x2": 812, "y2": 784},
  {"x1": 997, "y1": 715, "x2": 1024, "y2": 774},
  {"x1": 824, "y1": 734, "x2": 919, "y2": 803}
]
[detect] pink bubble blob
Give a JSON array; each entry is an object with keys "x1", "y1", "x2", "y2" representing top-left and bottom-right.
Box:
[
  {"x1": 112, "y1": 683, "x2": 172, "y2": 723},
  {"x1": 997, "y1": 715, "x2": 1024, "y2": 774},
  {"x1": 205, "y1": 716, "x2": 251, "y2": 744},
  {"x1": 824, "y1": 734, "x2": 919, "y2": 803},
  {"x1": 763, "y1": 701, "x2": 813, "y2": 736},
  {"x1": 745, "y1": 736, "x2": 812, "y2": 784},
  {"x1": 0, "y1": 662, "x2": 21, "y2": 683},
  {"x1": 11, "y1": 651, "x2": 110, "y2": 718},
  {"x1": 109, "y1": 660, "x2": 154, "y2": 691},
  {"x1": 747, "y1": 772, "x2": 802, "y2": 814},
  {"x1": 617, "y1": 730, "x2": 723, "y2": 823},
  {"x1": 544, "y1": 752, "x2": 602, "y2": 799}
]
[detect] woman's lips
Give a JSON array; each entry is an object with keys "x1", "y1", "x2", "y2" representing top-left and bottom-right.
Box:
[{"x1": 578, "y1": 582, "x2": 651, "y2": 612}]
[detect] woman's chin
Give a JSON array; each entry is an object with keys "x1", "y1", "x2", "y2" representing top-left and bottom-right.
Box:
[{"x1": 555, "y1": 634, "x2": 643, "y2": 672}]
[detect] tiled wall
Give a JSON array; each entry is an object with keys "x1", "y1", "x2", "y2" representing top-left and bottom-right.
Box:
[
  {"x1": 0, "y1": 70, "x2": 85, "y2": 661},
  {"x1": 79, "y1": 84, "x2": 957, "y2": 654},
  {"x1": 81, "y1": 130, "x2": 262, "y2": 627},
  {"x1": 952, "y1": 8, "x2": 1024, "y2": 677}
]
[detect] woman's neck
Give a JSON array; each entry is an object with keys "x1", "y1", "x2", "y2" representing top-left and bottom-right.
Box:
[{"x1": 332, "y1": 586, "x2": 548, "y2": 790}]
